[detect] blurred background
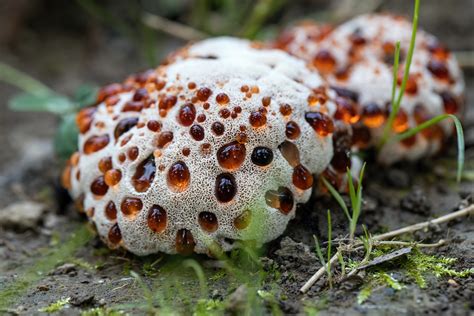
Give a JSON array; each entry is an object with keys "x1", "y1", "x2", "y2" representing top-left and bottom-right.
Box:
[{"x1": 0, "y1": 0, "x2": 472, "y2": 186}]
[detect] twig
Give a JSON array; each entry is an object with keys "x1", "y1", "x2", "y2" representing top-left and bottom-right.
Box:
[
  {"x1": 300, "y1": 204, "x2": 473, "y2": 293},
  {"x1": 142, "y1": 12, "x2": 208, "y2": 42}
]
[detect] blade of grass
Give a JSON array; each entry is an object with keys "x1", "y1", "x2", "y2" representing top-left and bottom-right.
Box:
[
  {"x1": 392, "y1": 114, "x2": 464, "y2": 182},
  {"x1": 321, "y1": 177, "x2": 351, "y2": 222},
  {"x1": 326, "y1": 210, "x2": 333, "y2": 288},
  {"x1": 182, "y1": 259, "x2": 208, "y2": 299},
  {"x1": 0, "y1": 62, "x2": 52, "y2": 96},
  {"x1": 378, "y1": 0, "x2": 420, "y2": 148}
]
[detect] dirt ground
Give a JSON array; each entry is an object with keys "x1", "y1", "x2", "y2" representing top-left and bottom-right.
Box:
[{"x1": 0, "y1": 1, "x2": 473, "y2": 315}]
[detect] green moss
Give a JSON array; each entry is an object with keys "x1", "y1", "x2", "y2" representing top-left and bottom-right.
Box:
[
  {"x1": 81, "y1": 307, "x2": 126, "y2": 316},
  {"x1": 38, "y1": 297, "x2": 70, "y2": 313},
  {"x1": 0, "y1": 225, "x2": 94, "y2": 309}
]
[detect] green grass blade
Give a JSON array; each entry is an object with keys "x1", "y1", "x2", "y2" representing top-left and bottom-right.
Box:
[
  {"x1": 313, "y1": 235, "x2": 326, "y2": 267},
  {"x1": 0, "y1": 62, "x2": 52, "y2": 96},
  {"x1": 393, "y1": 114, "x2": 464, "y2": 182},
  {"x1": 322, "y1": 177, "x2": 351, "y2": 222},
  {"x1": 390, "y1": 42, "x2": 401, "y2": 107}
]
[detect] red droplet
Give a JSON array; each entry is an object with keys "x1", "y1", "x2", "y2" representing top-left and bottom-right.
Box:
[
  {"x1": 147, "y1": 204, "x2": 167, "y2": 233},
  {"x1": 217, "y1": 141, "x2": 246, "y2": 170}
]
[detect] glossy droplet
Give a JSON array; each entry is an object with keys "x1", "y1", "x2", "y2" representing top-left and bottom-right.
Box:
[
  {"x1": 397, "y1": 73, "x2": 418, "y2": 95},
  {"x1": 234, "y1": 210, "x2": 251, "y2": 230},
  {"x1": 215, "y1": 173, "x2": 237, "y2": 203},
  {"x1": 178, "y1": 103, "x2": 196, "y2": 126},
  {"x1": 241, "y1": 85, "x2": 249, "y2": 92},
  {"x1": 108, "y1": 223, "x2": 122, "y2": 245},
  {"x1": 401, "y1": 134, "x2": 417, "y2": 147},
  {"x1": 156, "y1": 131, "x2": 173, "y2": 148},
  {"x1": 98, "y1": 156, "x2": 112, "y2": 173},
  {"x1": 147, "y1": 205, "x2": 167, "y2": 233},
  {"x1": 211, "y1": 122, "x2": 225, "y2": 136},
  {"x1": 123, "y1": 101, "x2": 144, "y2": 112},
  {"x1": 292, "y1": 164, "x2": 313, "y2": 190},
  {"x1": 313, "y1": 50, "x2": 336, "y2": 74},
  {"x1": 219, "y1": 108, "x2": 230, "y2": 119},
  {"x1": 114, "y1": 117, "x2": 139, "y2": 139},
  {"x1": 91, "y1": 176, "x2": 109, "y2": 196},
  {"x1": 427, "y1": 60, "x2": 450, "y2": 80},
  {"x1": 147, "y1": 120, "x2": 161, "y2": 132},
  {"x1": 105, "y1": 201, "x2": 117, "y2": 220},
  {"x1": 190, "y1": 124, "x2": 205, "y2": 141},
  {"x1": 217, "y1": 141, "x2": 246, "y2": 170},
  {"x1": 84, "y1": 135, "x2": 110, "y2": 154},
  {"x1": 265, "y1": 187, "x2": 294, "y2": 214},
  {"x1": 182, "y1": 147, "x2": 191, "y2": 156},
  {"x1": 362, "y1": 103, "x2": 385, "y2": 128},
  {"x1": 279, "y1": 104, "x2": 292, "y2": 116},
  {"x1": 392, "y1": 109, "x2": 409, "y2": 133},
  {"x1": 331, "y1": 86, "x2": 359, "y2": 102},
  {"x1": 251, "y1": 146, "x2": 273, "y2": 166},
  {"x1": 285, "y1": 121, "x2": 301, "y2": 140},
  {"x1": 176, "y1": 229, "x2": 196, "y2": 255},
  {"x1": 428, "y1": 41, "x2": 450, "y2": 60},
  {"x1": 440, "y1": 91, "x2": 459, "y2": 114},
  {"x1": 121, "y1": 197, "x2": 143, "y2": 218},
  {"x1": 279, "y1": 141, "x2": 300, "y2": 167},
  {"x1": 196, "y1": 114, "x2": 206, "y2": 123},
  {"x1": 197, "y1": 87, "x2": 212, "y2": 102},
  {"x1": 334, "y1": 97, "x2": 359, "y2": 124},
  {"x1": 97, "y1": 83, "x2": 122, "y2": 103},
  {"x1": 198, "y1": 212, "x2": 218, "y2": 232},
  {"x1": 159, "y1": 95, "x2": 177, "y2": 110},
  {"x1": 104, "y1": 169, "x2": 122, "y2": 186},
  {"x1": 249, "y1": 111, "x2": 267, "y2": 128},
  {"x1": 167, "y1": 161, "x2": 190, "y2": 192},
  {"x1": 132, "y1": 155, "x2": 156, "y2": 192},
  {"x1": 331, "y1": 150, "x2": 351, "y2": 173},
  {"x1": 216, "y1": 93, "x2": 230, "y2": 105},
  {"x1": 262, "y1": 96, "x2": 271, "y2": 107},
  {"x1": 305, "y1": 112, "x2": 334, "y2": 136},
  {"x1": 133, "y1": 88, "x2": 148, "y2": 101},
  {"x1": 188, "y1": 82, "x2": 197, "y2": 89},
  {"x1": 127, "y1": 146, "x2": 139, "y2": 161},
  {"x1": 352, "y1": 125, "x2": 371, "y2": 148},
  {"x1": 76, "y1": 107, "x2": 96, "y2": 134}
]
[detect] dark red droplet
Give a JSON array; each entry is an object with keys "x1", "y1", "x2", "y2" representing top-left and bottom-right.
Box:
[
  {"x1": 217, "y1": 141, "x2": 246, "y2": 170},
  {"x1": 215, "y1": 173, "x2": 237, "y2": 203},
  {"x1": 178, "y1": 103, "x2": 196, "y2": 126},
  {"x1": 132, "y1": 155, "x2": 156, "y2": 192},
  {"x1": 198, "y1": 212, "x2": 218, "y2": 232},
  {"x1": 90, "y1": 176, "x2": 109, "y2": 196},
  {"x1": 108, "y1": 223, "x2": 122, "y2": 244},
  {"x1": 147, "y1": 205, "x2": 167, "y2": 233},
  {"x1": 176, "y1": 229, "x2": 196, "y2": 255},
  {"x1": 114, "y1": 117, "x2": 139, "y2": 139},
  {"x1": 190, "y1": 124, "x2": 205, "y2": 141}
]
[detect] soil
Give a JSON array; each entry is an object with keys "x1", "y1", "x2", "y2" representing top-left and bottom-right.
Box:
[{"x1": 0, "y1": 1, "x2": 473, "y2": 315}]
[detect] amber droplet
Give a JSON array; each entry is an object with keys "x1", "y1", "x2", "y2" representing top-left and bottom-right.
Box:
[
  {"x1": 178, "y1": 103, "x2": 196, "y2": 126},
  {"x1": 203, "y1": 102, "x2": 210, "y2": 110},
  {"x1": 215, "y1": 173, "x2": 237, "y2": 203},
  {"x1": 133, "y1": 88, "x2": 148, "y2": 101},
  {"x1": 76, "y1": 107, "x2": 96, "y2": 134},
  {"x1": 352, "y1": 125, "x2": 371, "y2": 148},
  {"x1": 265, "y1": 187, "x2": 294, "y2": 214},
  {"x1": 313, "y1": 50, "x2": 336, "y2": 74},
  {"x1": 279, "y1": 103, "x2": 292, "y2": 116},
  {"x1": 219, "y1": 108, "x2": 230, "y2": 119},
  {"x1": 197, "y1": 87, "x2": 212, "y2": 101},
  {"x1": 212, "y1": 122, "x2": 225, "y2": 136},
  {"x1": 350, "y1": 30, "x2": 366, "y2": 45},
  {"x1": 251, "y1": 147, "x2": 273, "y2": 166},
  {"x1": 118, "y1": 153, "x2": 126, "y2": 163},
  {"x1": 262, "y1": 96, "x2": 271, "y2": 107},
  {"x1": 147, "y1": 120, "x2": 161, "y2": 132},
  {"x1": 198, "y1": 212, "x2": 218, "y2": 232},
  {"x1": 127, "y1": 146, "x2": 139, "y2": 161},
  {"x1": 397, "y1": 73, "x2": 418, "y2": 95},
  {"x1": 440, "y1": 91, "x2": 459, "y2": 114},
  {"x1": 217, "y1": 142, "x2": 246, "y2": 170},
  {"x1": 234, "y1": 210, "x2": 251, "y2": 230},
  {"x1": 279, "y1": 141, "x2": 300, "y2": 167},
  {"x1": 84, "y1": 134, "x2": 110, "y2": 154},
  {"x1": 361, "y1": 103, "x2": 385, "y2": 128},
  {"x1": 285, "y1": 121, "x2": 301, "y2": 140},
  {"x1": 188, "y1": 82, "x2": 197, "y2": 89},
  {"x1": 156, "y1": 131, "x2": 174, "y2": 148},
  {"x1": 334, "y1": 97, "x2": 359, "y2": 124},
  {"x1": 91, "y1": 176, "x2": 109, "y2": 196},
  {"x1": 428, "y1": 41, "x2": 450, "y2": 60},
  {"x1": 114, "y1": 117, "x2": 139, "y2": 139},
  {"x1": 147, "y1": 205, "x2": 167, "y2": 233},
  {"x1": 120, "y1": 197, "x2": 143, "y2": 217},
  {"x1": 105, "y1": 201, "x2": 117, "y2": 220},
  {"x1": 241, "y1": 85, "x2": 249, "y2": 93},
  {"x1": 216, "y1": 93, "x2": 230, "y2": 105},
  {"x1": 132, "y1": 155, "x2": 156, "y2": 192},
  {"x1": 123, "y1": 101, "x2": 144, "y2": 112},
  {"x1": 196, "y1": 114, "x2": 206, "y2": 123},
  {"x1": 159, "y1": 95, "x2": 177, "y2": 111},
  {"x1": 97, "y1": 83, "x2": 122, "y2": 103},
  {"x1": 104, "y1": 169, "x2": 122, "y2": 186},
  {"x1": 236, "y1": 132, "x2": 248, "y2": 144},
  {"x1": 190, "y1": 124, "x2": 205, "y2": 141},
  {"x1": 331, "y1": 150, "x2": 351, "y2": 173},
  {"x1": 167, "y1": 161, "x2": 190, "y2": 192},
  {"x1": 249, "y1": 111, "x2": 267, "y2": 128},
  {"x1": 292, "y1": 164, "x2": 313, "y2": 190},
  {"x1": 305, "y1": 112, "x2": 334, "y2": 136},
  {"x1": 98, "y1": 156, "x2": 112, "y2": 173},
  {"x1": 392, "y1": 109, "x2": 409, "y2": 133},
  {"x1": 176, "y1": 229, "x2": 196, "y2": 255},
  {"x1": 182, "y1": 147, "x2": 191, "y2": 156},
  {"x1": 427, "y1": 60, "x2": 450, "y2": 80},
  {"x1": 108, "y1": 223, "x2": 122, "y2": 244}
]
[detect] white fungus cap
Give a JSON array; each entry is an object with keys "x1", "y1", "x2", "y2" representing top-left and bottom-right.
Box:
[
  {"x1": 62, "y1": 39, "x2": 337, "y2": 256},
  {"x1": 276, "y1": 14, "x2": 465, "y2": 164}
]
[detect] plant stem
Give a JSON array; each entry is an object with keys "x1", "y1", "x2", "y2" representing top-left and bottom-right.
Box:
[{"x1": 0, "y1": 62, "x2": 52, "y2": 96}]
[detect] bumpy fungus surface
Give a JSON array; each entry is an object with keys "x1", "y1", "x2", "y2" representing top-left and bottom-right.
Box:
[
  {"x1": 62, "y1": 38, "x2": 337, "y2": 255},
  {"x1": 276, "y1": 14, "x2": 465, "y2": 164}
]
